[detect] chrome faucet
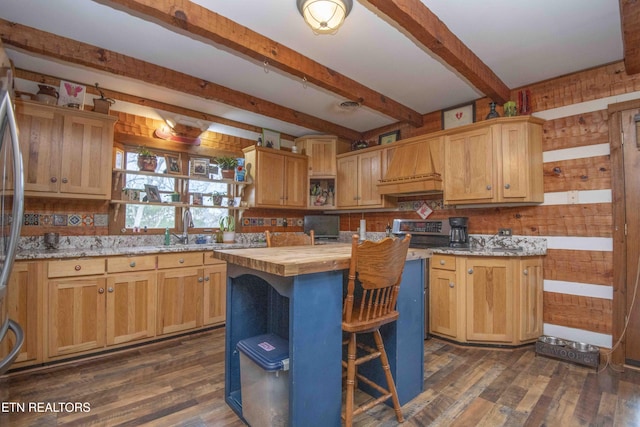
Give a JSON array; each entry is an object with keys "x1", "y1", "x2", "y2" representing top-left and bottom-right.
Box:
[{"x1": 173, "y1": 208, "x2": 194, "y2": 244}]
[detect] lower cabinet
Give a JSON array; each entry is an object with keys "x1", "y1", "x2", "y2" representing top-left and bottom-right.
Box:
[
  {"x1": 429, "y1": 254, "x2": 543, "y2": 346},
  {"x1": 6, "y1": 251, "x2": 227, "y2": 369}
]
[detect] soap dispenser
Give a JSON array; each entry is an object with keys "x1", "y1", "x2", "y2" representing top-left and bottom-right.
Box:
[{"x1": 164, "y1": 227, "x2": 171, "y2": 245}]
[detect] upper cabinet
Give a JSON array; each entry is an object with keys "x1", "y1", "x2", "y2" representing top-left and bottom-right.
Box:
[
  {"x1": 443, "y1": 117, "x2": 544, "y2": 206},
  {"x1": 337, "y1": 149, "x2": 395, "y2": 208},
  {"x1": 15, "y1": 100, "x2": 116, "y2": 200},
  {"x1": 242, "y1": 146, "x2": 308, "y2": 209},
  {"x1": 294, "y1": 135, "x2": 338, "y2": 176}
]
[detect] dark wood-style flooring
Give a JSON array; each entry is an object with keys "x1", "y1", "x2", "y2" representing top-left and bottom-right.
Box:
[{"x1": 1, "y1": 328, "x2": 639, "y2": 426}]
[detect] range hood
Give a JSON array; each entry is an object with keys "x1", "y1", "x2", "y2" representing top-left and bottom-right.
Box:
[{"x1": 378, "y1": 135, "x2": 443, "y2": 196}]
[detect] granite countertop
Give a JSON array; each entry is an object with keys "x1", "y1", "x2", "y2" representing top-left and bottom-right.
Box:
[
  {"x1": 431, "y1": 235, "x2": 547, "y2": 256},
  {"x1": 431, "y1": 247, "x2": 546, "y2": 256}
]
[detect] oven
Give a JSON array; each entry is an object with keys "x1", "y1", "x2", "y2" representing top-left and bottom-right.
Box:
[{"x1": 392, "y1": 219, "x2": 451, "y2": 340}]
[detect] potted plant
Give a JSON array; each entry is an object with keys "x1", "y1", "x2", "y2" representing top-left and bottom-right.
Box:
[
  {"x1": 137, "y1": 146, "x2": 158, "y2": 172},
  {"x1": 215, "y1": 156, "x2": 239, "y2": 179},
  {"x1": 212, "y1": 191, "x2": 226, "y2": 206},
  {"x1": 219, "y1": 215, "x2": 236, "y2": 243}
]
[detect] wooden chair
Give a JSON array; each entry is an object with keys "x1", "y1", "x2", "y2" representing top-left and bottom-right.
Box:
[
  {"x1": 265, "y1": 230, "x2": 315, "y2": 247},
  {"x1": 342, "y1": 233, "x2": 411, "y2": 427}
]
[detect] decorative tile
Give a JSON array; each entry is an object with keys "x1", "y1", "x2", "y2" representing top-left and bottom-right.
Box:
[
  {"x1": 257, "y1": 218, "x2": 264, "y2": 226},
  {"x1": 277, "y1": 218, "x2": 283, "y2": 226},
  {"x1": 40, "y1": 214, "x2": 52, "y2": 226},
  {"x1": 53, "y1": 214, "x2": 68, "y2": 226},
  {"x1": 82, "y1": 214, "x2": 94, "y2": 226},
  {"x1": 67, "y1": 214, "x2": 82, "y2": 226},
  {"x1": 23, "y1": 213, "x2": 39, "y2": 226},
  {"x1": 250, "y1": 218, "x2": 257, "y2": 226},
  {"x1": 296, "y1": 218, "x2": 303, "y2": 226},
  {"x1": 271, "y1": 218, "x2": 277, "y2": 226},
  {"x1": 242, "y1": 218, "x2": 250, "y2": 227},
  {"x1": 94, "y1": 214, "x2": 109, "y2": 227}
]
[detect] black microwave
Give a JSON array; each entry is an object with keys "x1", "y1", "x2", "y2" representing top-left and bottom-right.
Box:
[{"x1": 303, "y1": 215, "x2": 339, "y2": 240}]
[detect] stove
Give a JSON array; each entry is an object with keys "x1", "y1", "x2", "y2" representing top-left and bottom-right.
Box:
[
  {"x1": 391, "y1": 219, "x2": 450, "y2": 248},
  {"x1": 392, "y1": 219, "x2": 451, "y2": 340}
]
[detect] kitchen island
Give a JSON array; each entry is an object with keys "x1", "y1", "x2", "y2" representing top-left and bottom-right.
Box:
[{"x1": 213, "y1": 244, "x2": 430, "y2": 427}]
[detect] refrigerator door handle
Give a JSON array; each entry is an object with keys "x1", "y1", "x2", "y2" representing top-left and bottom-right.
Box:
[{"x1": 0, "y1": 320, "x2": 24, "y2": 375}]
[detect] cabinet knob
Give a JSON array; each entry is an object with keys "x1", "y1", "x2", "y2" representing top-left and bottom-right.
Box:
[
  {"x1": 98, "y1": 288, "x2": 104, "y2": 294},
  {"x1": 179, "y1": 258, "x2": 184, "y2": 264},
  {"x1": 486, "y1": 185, "x2": 492, "y2": 190},
  {"x1": 439, "y1": 259, "x2": 445, "y2": 265},
  {"x1": 108, "y1": 287, "x2": 114, "y2": 293},
  {"x1": 75, "y1": 265, "x2": 81, "y2": 271},
  {"x1": 198, "y1": 277, "x2": 204, "y2": 282},
  {"x1": 62, "y1": 178, "x2": 68, "y2": 184},
  {"x1": 129, "y1": 261, "x2": 136, "y2": 268},
  {"x1": 468, "y1": 268, "x2": 474, "y2": 274},
  {"x1": 449, "y1": 282, "x2": 455, "y2": 288},
  {"x1": 523, "y1": 269, "x2": 528, "y2": 276},
  {"x1": 204, "y1": 277, "x2": 210, "y2": 281},
  {"x1": 504, "y1": 183, "x2": 511, "y2": 189},
  {"x1": 50, "y1": 177, "x2": 57, "y2": 183}
]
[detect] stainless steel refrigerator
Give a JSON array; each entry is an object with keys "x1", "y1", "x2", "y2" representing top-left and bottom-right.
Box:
[{"x1": 0, "y1": 86, "x2": 25, "y2": 374}]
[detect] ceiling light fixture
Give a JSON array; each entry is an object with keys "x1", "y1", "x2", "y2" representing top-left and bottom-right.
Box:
[{"x1": 297, "y1": 0, "x2": 353, "y2": 35}]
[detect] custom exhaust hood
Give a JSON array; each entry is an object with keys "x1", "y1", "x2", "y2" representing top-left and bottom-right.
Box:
[{"x1": 377, "y1": 135, "x2": 443, "y2": 196}]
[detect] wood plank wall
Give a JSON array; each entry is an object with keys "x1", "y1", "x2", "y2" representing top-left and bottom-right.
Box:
[{"x1": 20, "y1": 60, "x2": 640, "y2": 347}]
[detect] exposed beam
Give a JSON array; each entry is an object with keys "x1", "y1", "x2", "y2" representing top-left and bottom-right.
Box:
[
  {"x1": 0, "y1": 19, "x2": 362, "y2": 141},
  {"x1": 364, "y1": 0, "x2": 510, "y2": 104},
  {"x1": 97, "y1": 0, "x2": 423, "y2": 127},
  {"x1": 620, "y1": 0, "x2": 640, "y2": 75}
]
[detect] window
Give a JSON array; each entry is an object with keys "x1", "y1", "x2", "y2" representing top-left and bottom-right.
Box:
[{"x1": 122, "y1": 148, "x2": 235, "y2": 230}]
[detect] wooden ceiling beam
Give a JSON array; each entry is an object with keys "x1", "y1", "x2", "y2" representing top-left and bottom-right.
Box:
[
  {"x1": 99, "y1": 0, "x2": 423, "y2": 127},
  {"x1": 0, "y1": 19, "x2": 362, "y2": 141},
  {"x1": 620, "y1": 0, "x2": 640, "y2": 75},
  {"x1": 364, "y1": 0, "x2": 510, "y2": 104}
]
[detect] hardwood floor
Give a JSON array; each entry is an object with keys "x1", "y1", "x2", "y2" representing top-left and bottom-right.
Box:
[{"x1": 1, "y1": 328, "x2": 639, "y2": 426}]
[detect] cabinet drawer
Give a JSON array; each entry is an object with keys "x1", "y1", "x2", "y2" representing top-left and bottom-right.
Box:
[
  {"x1": 431, "y1": 254, "x2": 456, "y2": 271},
  {"x1": 204, "y1": 252, "x2": 225, "y2": 266},
  {"x1": 107, "y1": 255, "x2": 157, "y2": 273},
  {"x1": 157, "y1": 252, "x2": 203, "y2": 269},
  {"x1": 48, "y1": 258, "x2": 105, "y2": 278}
]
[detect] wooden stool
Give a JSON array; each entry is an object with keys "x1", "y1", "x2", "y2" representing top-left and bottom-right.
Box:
[
  {"x1": 342, "y1": 233, "x2": 411, "y2": 426},
  {"x1": 265, "y1": 230, "x2": 314, "y2": 247}
]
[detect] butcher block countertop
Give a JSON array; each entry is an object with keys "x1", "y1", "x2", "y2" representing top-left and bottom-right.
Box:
[{"x1": 213, "y1": 244, "x2": 431, "y2": 277}]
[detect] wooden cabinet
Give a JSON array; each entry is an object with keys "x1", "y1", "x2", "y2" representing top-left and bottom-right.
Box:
[
  {"x1": 156, "y1": 253, "x2": 227, "y2": 335},
  {"x1": 429, "y1": 254, "x2": 543, "y2": 346},
  {"x1": 15, "y1": 100, "x2": 116, "y2": 200},
  {"x1": 0, "y1": 262, "x2": 42, "y2": 367},
  {"x1": 443, "y1": 117, "x2": 544, "y2": 206},
  {"x1": 295, "y1": 135, "x2": 337, "y2": 176},
  {"x1": 429, "y1": 254, "x2": 462, "y2": 339},
  {"x1": 242, "y1": 146, "x2": 308, "y2": 208},
  {"x1": 337, "y1": 149, "x2": 394, "y2": 208}
]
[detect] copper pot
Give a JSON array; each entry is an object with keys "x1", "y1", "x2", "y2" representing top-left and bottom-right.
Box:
[{"x1": 36, "y1": 85, "x2": 59, "y2": 105}]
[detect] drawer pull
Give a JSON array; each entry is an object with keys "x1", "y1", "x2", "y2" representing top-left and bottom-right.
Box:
[
  {"x1": 449, "y1": 282, "x2": 454, "y2": 288},
  {"x1": 439, "y1": 260, "x2": 445, "y2": 265},
  {"x1": 75, "y1": 265, "x2": 81, "y2": 271},
  {"x1": 98, "y1": 288, "x2": 104, "y2": 294},
  {"x1": 204, "y1": 277, "x2": 210, "y2": 282},
  {"x1": 523, "y1": 269, "x2": 528, "y2": 276},
  {"x1": 130, "y1": 261, "x2": 136, "y2": 268},
  {"x1": 198, "y1": 277, "x2": 204, "y2": 282},
  {"x1": 504, "y1": 183, "x2": 511, "y2": 189},
  {"x1": 468, "y1": 268, "x2": 474, "y2": 274},
  {"x1": 179, "y1": 258, "x2": 185, "y2": 264},
  {"x1": 62, "y1": 178, "x2": 68, "y2": 184},
  {"x1": 108, "y1": 287, "x2": 114, "y2": 293},
  {"x1": 50, "y1": 176, "x2": 57, "y2": 183},
  {"x1": 486, "y1": 184, "x2": 492, "y2": 190}
]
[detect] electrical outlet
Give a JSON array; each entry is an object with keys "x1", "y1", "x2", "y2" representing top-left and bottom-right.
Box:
[{"x1": 498, "y1": 228, "x2": 512, "y2": 236}]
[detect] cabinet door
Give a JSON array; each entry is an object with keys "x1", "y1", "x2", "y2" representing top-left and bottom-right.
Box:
[
  {"x1": 203, "y1": 263, "x2": 227, "y2": 326},
  {"x1": 156, "y1": 267, "x2": 203, "y2": 335},
  {"x1": 106, "y1": 272, "x2": 157, "y2": 346},
  {"x1": 358, "y1": 151, "x2": 384, "y2": 206},
  {"x1": 465, "y1": 258, "x2": 513, "y2": 342},
  {"x1": 429, "y1": 268, "x2": 459, "y2": 339},
  {"x1": 14, "y1": 102, "x2": 61, "y2": 193},
  {"x1": 284, "y1": 155, "x2": 307, "y2": 207},
  {"x1": 499, "y1": 122, "x2": 530, "y2": 201},
  {"x1": 444, "y1": 127, "x2": 494, "y2": 203},
  {"x1": 255, "y1": 150, "x2": 286, "y2": 206},
  {"x1": 337, "y1": 156, "x2": 359, "y2": 207},
  {"x1": 0, "y1": 262, "x2": 41, "y2": 366},
  {"x1": 48, "y1": 277, "x2": 106, "y2": 357},
  {"x1": 59, "y1": 113, "x2": 113, "y2": 197},
  {"x1": 307, "y1": 139, "x2": 336, "y2": 176},
  {"x1": 518, "y1": 258, "x2": 543, "y2": 341}
]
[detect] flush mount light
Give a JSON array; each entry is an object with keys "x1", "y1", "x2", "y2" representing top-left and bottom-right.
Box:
[{"x1": 297, "y1": 0, "x2": 353, "y2": 35}]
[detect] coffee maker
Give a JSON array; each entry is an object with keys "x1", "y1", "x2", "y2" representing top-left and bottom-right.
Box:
[{"x1": 449, "y1": 217, "x2": 469, "y2": 248}]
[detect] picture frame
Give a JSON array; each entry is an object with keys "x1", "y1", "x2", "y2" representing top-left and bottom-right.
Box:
[
  {"x1": 165, "y1": 155, "x2": 181, "y2": 174},
  {"x1": 144, "y1": 184, "x2": 161, "y2": 203},
  {"x1": 379, "y1": 130, "x2": 400, "y2": 145},
  {"x1": 192, "y1": 192, "x2": 203, "y2": 206},
  {"x1": 58, "y1": 80, "x2": 86, "y2": 108},
  {"x1": 442, "y1": 102, "x2": 475, "y2": 130},
  {"x1": 262, "y1": 128, "x2": 281, "y2": 150},
  {"x1": 190, "y1": 157, "x2": 210, "y2": 176},
  {"x1": 114, "y1": 148, "x2": 124, "y2": 169}
]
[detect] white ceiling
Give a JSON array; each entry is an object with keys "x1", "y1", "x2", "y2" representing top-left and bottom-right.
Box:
[{"x1": 0, "y1": 0, "x2": 624, "y2": 141}]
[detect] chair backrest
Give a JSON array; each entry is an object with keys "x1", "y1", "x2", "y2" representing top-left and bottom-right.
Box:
[
  {"x1": 265, "y1": 230, "x2": 315, "y2": 247},
  {"x1": 343, "y1": 233, "x2": 411, "y2": 326}
]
